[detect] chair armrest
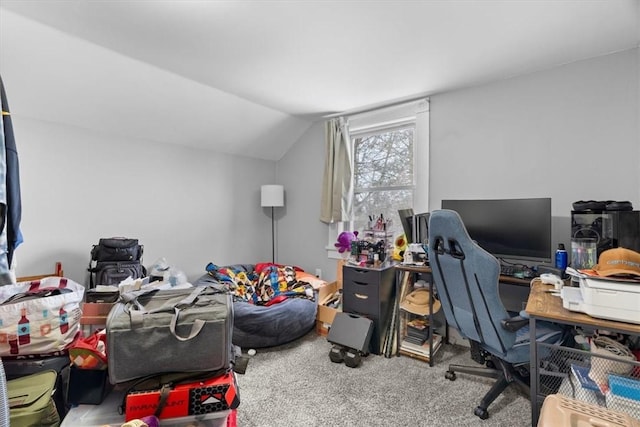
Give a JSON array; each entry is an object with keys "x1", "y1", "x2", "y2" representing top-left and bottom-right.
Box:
[{"x1": 501, "y1": 315, "x2": 529, "y2": 332}]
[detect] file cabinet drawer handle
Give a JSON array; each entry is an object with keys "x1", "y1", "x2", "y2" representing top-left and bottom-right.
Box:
[{"x1": 355, "y1": 293, "x2": 368, "y2": 300}]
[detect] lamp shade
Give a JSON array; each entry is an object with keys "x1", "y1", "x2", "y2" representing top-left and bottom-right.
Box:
[{"x1": 261, "y1": 185, "x2": 284, "y2": 207}]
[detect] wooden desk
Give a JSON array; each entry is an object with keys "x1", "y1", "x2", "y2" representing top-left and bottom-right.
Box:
[
  {"x1": 525, "y1": 278, "x2": 640, "y2": 426},
  {"x1": 526, "y1": 279, "x2": 640, "y2": 333}
]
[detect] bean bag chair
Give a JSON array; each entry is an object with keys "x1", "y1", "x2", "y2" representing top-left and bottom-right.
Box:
[{"x1": 194, "y1": 263, "x2": 318, "y2": 348}]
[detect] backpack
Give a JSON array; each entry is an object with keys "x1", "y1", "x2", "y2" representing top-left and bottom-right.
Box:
[{"x1": 88, "y1": 237, "x2": 146, "y2": 289}]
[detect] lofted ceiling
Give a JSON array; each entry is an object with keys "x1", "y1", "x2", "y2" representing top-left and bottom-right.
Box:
[{"x1": 0, "y1": 0, "x2": 638, "y2": 160}]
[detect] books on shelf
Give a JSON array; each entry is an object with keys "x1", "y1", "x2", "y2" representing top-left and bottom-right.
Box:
[
  {"x1": 402, "y1": 335, "x2": 427, "y2": 346},
  {"x1": 400, "y1": 334, "x2": 442, "y2": 358},
  {"x1": 406, "y1": 318, "x2": 430, "y2": 340}
]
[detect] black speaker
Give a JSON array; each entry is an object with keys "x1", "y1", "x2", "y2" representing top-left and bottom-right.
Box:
[{"x1": 571, "y1": 210, "x2": 640, "y2": 257}]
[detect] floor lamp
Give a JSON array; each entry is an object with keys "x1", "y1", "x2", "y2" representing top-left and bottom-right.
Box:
[{"x1": 261, "y1": 184, "x2": 284, "y2": 264}]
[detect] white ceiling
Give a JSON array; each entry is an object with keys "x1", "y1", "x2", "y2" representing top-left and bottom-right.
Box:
[{"x1": 1, "y1": 0, "x2": 638, "y2": 160}]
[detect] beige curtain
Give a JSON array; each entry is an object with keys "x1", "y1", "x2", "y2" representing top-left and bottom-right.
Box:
[{"x1": 320, "y1": 117, "x2": 352, "y2": 224}]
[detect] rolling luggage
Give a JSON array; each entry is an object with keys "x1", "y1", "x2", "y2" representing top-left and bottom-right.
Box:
[
  {"x1": 3, "y1": 353, "x2": 71, "y2": 419},
  {"x1": 7, "y1": 369, "x2": 60, "y2": 427},
  {"x1": 106, "y1": 286, "x2": 234, "y2": 384}
]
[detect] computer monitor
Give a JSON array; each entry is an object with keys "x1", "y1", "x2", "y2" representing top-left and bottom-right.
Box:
[
  {"x1": 413, "y1": 212, "x2": 430, "y2": 245},
  {"x1": 397, "y1": 209, "x2": 430, "y2": 245},
  {"x1": 441, "y1": 198, "x2": 552, "y2": 263},
  {"x1": 398, "y1": 208, "x2": 414, "y2": 243}
]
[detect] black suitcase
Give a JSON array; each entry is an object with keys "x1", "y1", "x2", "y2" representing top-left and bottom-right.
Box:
[
  {"x1": 327, "y1": 312, "x2": 374, "y2": 354},
  {"x1": 327, "y1": 313, "x2": 374, "y2": 368},
  {"x1": 3, "y1": 355, "x2": 71, "y2": 419}
]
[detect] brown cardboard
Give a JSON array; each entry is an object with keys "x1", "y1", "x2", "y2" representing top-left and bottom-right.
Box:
[
  {"x1": 315, "y1": 259, "x2": 346, "y2": 335},
  {"x1": 81, "y1": 302, "x2": 114, "y2": 327},
  {"x1": 82, "y1": 302, "x2": 114, "y2": 316},
  {"x1": 316, "y1": 259, "x2": 347, "y2": 335}
]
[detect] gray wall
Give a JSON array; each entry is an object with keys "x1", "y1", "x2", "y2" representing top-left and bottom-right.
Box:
[
  {"x1": 275, "y1": 122, "x2": 335, "y2": 278},
  {"x1": 278, "y1": 48, "x2": 640, "y2": 281},
  {"x1": 11, "y1": 48, "x2": 640, "y2": 286},
  {"x1": 429, "y1": 48, "x2": 639, "y2": 249},
  {"x1": 14, "y1": 118, "x2": 277, "y2": 284}
]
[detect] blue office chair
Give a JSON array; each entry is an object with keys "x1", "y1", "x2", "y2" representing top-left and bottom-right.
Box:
[{"x1": 428, "y1": 209, "x2": 566, "y2": 420}]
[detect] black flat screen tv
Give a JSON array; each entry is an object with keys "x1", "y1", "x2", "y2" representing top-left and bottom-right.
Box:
[{"x1": 441, "y1": 197, "x2": 552, "y2": 263}]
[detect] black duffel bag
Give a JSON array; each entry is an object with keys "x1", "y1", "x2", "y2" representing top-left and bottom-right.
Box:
[
  {"x1": 91, "y1": 237, "x2": 143, "y2": 262},
  {"x1": 88, "y1": 237, "x2": 146, "y2": 290}
]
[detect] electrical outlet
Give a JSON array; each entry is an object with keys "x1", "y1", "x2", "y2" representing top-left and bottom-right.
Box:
[{"x1": 315, "y1": 268, "x2": 322, "y2": 279}]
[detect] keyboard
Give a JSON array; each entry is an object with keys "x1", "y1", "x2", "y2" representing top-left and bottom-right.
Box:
[
  {"x1": 500, "y1": 265, "x2": 518, "y2": 276},
  {"x1": 500, "y1": 264, "x2": 535, "y2": 278}
]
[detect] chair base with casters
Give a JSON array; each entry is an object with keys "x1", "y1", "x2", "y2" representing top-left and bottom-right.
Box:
[{"x1": 445, "y1": 341, "x2": 530, "y2": 420}]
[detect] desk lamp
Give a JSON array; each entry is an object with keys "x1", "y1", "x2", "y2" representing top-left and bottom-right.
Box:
[{"x1": 261, "y1": 185, "x2": 284, "y2": 264}]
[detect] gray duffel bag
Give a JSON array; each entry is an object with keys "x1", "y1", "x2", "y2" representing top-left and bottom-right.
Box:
[{"x1": 106, "y1": 286, "x2": 233, "y2": 384}]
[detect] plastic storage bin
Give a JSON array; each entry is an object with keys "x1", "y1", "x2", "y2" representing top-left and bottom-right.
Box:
[
  {"x1": 61, "y1": 388, "x2": 230, "y2": 426},
  {"x1": 538, "y1": 394, "x2": 640, "y2": 427}
]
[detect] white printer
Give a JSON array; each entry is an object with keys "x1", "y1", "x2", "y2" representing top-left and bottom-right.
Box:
[{"x1": 561, "y1": 275, "x2": 640, "y2": 325}]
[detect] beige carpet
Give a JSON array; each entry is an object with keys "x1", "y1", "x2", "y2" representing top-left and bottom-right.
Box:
[{"x1": 235, "y1": 331, "x2": 531, "y2": 427}]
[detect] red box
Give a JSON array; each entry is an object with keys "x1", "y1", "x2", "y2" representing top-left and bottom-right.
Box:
[{"x1": 125, "y1": 371, "x2": 239, "y2": 421}]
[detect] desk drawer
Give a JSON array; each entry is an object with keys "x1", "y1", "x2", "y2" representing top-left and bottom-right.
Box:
[
  {"x1": 343, "y1": 267, "x2": 381, "y2": 288},
  {"x1": 344, "y1": 287, "x2": 380, "y2": 317}
]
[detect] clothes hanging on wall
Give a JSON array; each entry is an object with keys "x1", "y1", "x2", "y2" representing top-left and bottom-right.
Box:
[{"x1": 0, "y1": 75, "x2": 23, "y2": 284}]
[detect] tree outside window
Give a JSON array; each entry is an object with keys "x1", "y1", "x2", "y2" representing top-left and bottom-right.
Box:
[{"x1": 352, "y1": 124, "x2": 415, "y2": 238}]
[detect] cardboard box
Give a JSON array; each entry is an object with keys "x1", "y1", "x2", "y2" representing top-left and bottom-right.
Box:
[
  {"x1": 315, "y1": 259, "x2": 346, "y2": 336},
  {"x1": 81, "y1": 302, "x2": 114, "y2": 326},
  {"x1": 316, "y1": 280, "x2": 342, "y2": 336}
]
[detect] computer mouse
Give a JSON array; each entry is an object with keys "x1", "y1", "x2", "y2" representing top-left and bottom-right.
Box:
[{"x1": 540, "y1": 273, "x2": 563, "y2": 289}]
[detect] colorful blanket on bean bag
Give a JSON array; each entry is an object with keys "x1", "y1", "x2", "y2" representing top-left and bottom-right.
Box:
[{"x1": 205, "y1": 263, "x2": 314, "y2": 305}]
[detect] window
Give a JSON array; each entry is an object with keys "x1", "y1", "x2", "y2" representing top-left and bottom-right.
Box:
[
  {"x1": 351, "y1": 122, "x2": 415, "y2": 238},
  {"x1": 325, "y1": 99, "x2": 429, "y2": 258}
]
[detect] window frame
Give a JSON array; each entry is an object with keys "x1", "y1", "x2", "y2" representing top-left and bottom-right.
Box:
[{"x1": 327, "y1": 117, "x2": 418, "y2": 259}]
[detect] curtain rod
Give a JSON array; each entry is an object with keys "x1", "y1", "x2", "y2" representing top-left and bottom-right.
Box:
[{"x1": 322, "y1": 94, "x2": 430, "y2": 119}]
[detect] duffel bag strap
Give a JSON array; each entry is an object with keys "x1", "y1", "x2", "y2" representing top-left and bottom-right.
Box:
[
  {"x1": 169, "y1": 306, "x2": 206, "y2": 341},
  {"x1": 128, "y1": 287, "x2": 207, "y2": 330},
  {"x1": 175, "y1": 286, "x2": 206, "y2": 307},
  {"x1": 154, "y1": 383, "x2": 172, "y2": 418}
]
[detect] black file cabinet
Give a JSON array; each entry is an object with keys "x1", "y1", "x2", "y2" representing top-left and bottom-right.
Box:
[{"x1": 342, "y1": 265, "x2": 395, "y2": 355}]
